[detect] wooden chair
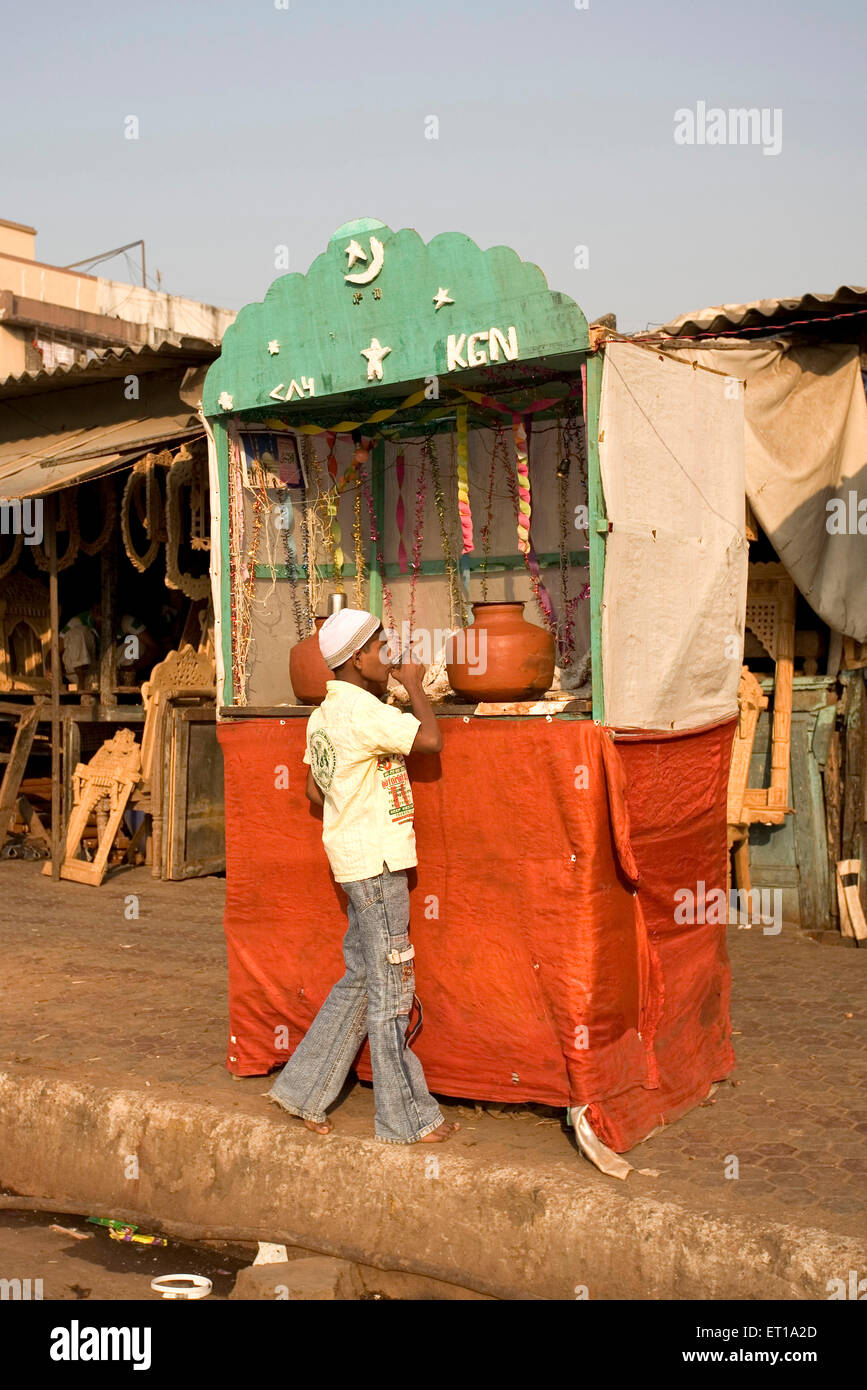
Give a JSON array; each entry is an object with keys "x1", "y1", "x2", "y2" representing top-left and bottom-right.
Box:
[{"x1": 45, "y1": 729, "x2": 142, "y2": 886}]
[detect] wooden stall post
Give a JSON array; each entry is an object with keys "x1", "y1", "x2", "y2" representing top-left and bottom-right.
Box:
[
  {"x1": 585, "y1": 350, "x2": 606, "y2": 724},
  {"x1": 47, "y1": 494, "x2": 62, "y2": 881},
  {"x1": 369, "y1": 438, "x2": 386, "y2": 620},
  {"x1": 99, "y1": 525, "x2": 117, "y2": 716}
]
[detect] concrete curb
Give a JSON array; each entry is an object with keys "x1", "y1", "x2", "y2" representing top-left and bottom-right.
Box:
[{"x1": 0, "y1": 1072, "x2": 863, "y2": 1300}]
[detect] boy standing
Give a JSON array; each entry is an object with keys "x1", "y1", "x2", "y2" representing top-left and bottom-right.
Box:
[{"x1": 269, "y1": 608, "x2": 459, "y2": 1145}]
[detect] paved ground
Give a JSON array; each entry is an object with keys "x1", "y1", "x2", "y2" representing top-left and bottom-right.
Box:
[{"x1": 0, "y1": 860, "x2": 864, "y2": 1292}]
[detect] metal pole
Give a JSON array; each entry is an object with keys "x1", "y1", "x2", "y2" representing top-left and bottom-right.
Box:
[{"x1": 48, "y1": 495, "x2": 62, "y2": 879}]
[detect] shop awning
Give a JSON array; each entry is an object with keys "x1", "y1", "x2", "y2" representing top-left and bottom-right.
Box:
[
  {"x1": 0, "y1": 412, "x2": 203, "y2": 498},
  {"x1": 0, "y1": 349, "x2": 213, "y2": 498}
]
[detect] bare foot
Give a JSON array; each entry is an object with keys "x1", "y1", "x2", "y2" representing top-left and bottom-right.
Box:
[
  {"x1": 417, "y1": 1121, "x2": 460, "y2": 1143},
  {"x1": 303, "y1": 1118, "x2": 333, "y2": 1135}
]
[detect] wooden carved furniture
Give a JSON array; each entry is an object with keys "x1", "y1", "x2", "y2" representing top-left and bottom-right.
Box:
[
  {"x1": 45, "y1": 729, "x2": 142, "y2": 886},
  {"x1": 727, "y1": 668, "x2": 768, "y2": 894},
  {"x1": 836, "y1": 860, "x2": 867, "y2": 941},
  {"x1": 742, "y1": 563, "x2": 795, "y2": 818},
  {"x1": 165, "y1": 444, "x2": 211, "y2": 600},
  {"x1": 0, "y1": 699, "x2": 49, "y2": 852},
  {"x1": 129, "y1": 644, "x2": 216, "y2": 877},
  {"x1": 0, "y1": 575, "x2": 51, "y2": 692}
]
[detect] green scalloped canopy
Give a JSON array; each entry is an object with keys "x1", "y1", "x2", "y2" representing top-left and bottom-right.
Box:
[{"x1": 203, "y1": 222, "x2": 589, "y2": 418}]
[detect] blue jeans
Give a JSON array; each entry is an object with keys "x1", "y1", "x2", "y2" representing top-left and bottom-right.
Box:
[{"x1": 268, "y1": 866, "x2": 445, "y2": 1143}]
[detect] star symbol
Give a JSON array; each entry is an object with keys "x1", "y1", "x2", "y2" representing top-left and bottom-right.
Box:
[
  {"x1": 344, "y1": 239, "x2": 367, "y2": 269},
  {"x1": 268, "y1": 340, "x2": 280, "y2": 355},
  {"x1": 433, "y1": 287, "x2": 454, "y2": 311},
  {"x1": 361, "y1": 337, "x2": 391, "y2": 381},
  {"x1": 217, "y1": 391, "x2": 234, "y2": 410}
]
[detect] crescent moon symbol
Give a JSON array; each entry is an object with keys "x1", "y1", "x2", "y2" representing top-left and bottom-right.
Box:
[{"x1": 344, "y1": 236, "x2": 385, "y2": 286}]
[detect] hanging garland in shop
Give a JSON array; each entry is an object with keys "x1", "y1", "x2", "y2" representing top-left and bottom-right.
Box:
[
  {"x1": 120, "y1": 454, "x2": 167, "y2": 572},
  {"x1": 32, "y1": 488, "x2": 81, "y2": 573},
  {"x1": 165, "y1": 444, "x2": 212, "y2": 600},
  {"x1": 78, "y1": 476, "x2": 117, "y2": 557},
  {"x1": 0, "y1": 531, "x2": 23, "y2": 580}
]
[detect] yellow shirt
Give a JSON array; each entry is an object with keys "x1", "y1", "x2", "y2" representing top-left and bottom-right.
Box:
[{"x1": 303, "y1": 681, "x2": 421, "y2": 884}]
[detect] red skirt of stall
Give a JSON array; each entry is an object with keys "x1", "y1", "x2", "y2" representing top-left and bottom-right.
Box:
[{"x1": 217, "y1": 716, "x2": 735, "y2": 1153}]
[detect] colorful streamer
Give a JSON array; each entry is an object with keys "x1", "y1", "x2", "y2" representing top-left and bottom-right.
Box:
[
  {"x1": 513, "y1": 414, "x2": 531, "y2": 555},
  {"x1": 456, "y1": 405, "x2": 473, "y2": 554}
]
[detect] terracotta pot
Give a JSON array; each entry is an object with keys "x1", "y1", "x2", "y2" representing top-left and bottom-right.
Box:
[
  {"x1": 289, "y1": 618, "x2": 331, "y2": 705},
  {"x1": 445, "y1": 601, "x2": 555, "y2": 702}
]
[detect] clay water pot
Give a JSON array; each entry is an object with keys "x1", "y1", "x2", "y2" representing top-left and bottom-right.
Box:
[
  {"x1": 445, "y1": 601, "x2": 555, "y2": 702},
  {"x1": 289, "y1": 618, "x2": 331, "y2": 705}
]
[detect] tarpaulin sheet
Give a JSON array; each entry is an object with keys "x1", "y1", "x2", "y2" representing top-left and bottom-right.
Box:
[{"x1": 218, "y1": 715, "x2": 735, "y2": 1152}]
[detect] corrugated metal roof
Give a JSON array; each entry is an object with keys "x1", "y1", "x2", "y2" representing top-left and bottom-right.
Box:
[
  {"x1": 0, "y1": 338, "x2": 218, "y2": 398},
  {"x1": 0, "y1": 414, "x2": 203, "y2": 498},
  {"x1": 655, "y1": 284, "x2": 867, "y2": 339}
]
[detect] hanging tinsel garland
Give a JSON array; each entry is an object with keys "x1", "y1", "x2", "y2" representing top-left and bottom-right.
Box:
[
  {"x1": 395, "y1": 452, "x2": 408, "y2": 574},
  {"x1": 478, "y1": 427, "x2": 502, "y2": 601},
  {"x1": 227, "y1": 427, "x2": 251, "y2": 705},
  {"x1": 407, "y1": 445, "x2": 427, "y2": 640},
  {"x1": 353, "y1": 490, "x2": 365, "y2": 609},
  {"x1": 359, "y1": 441, "x2": 395, "y2": 634},
  {"x1": 423, "y1": 434, "x2": 461, "y2": 631},
  {"x1": 276, "y1": 471, "x2": 308, "y2": 643}
]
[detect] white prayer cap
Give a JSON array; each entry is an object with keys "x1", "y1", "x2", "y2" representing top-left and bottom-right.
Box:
[{"x1": 318, "y1": 608, "x2": 381, "y2": 669}]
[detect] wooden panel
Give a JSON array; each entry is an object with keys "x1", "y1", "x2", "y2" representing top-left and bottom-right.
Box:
[
  {"x1": 165, "y1": 708, "x2": 225, "y2": 879},
  {"x1": 790, "y1": 712, "x2": 830, "y2": 930}
]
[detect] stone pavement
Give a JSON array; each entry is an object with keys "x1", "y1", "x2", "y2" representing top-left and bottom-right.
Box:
[{"x1": 0, "y1": 861, "x2": 864, "y2": 1297}]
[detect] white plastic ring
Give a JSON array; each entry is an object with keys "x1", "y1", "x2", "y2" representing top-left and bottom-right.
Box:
[{"x1": 150, "y1": 1274, "x2": 212, "y2": 1300}]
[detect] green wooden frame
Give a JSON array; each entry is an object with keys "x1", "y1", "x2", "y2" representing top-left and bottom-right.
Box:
[{"x1": 205, "y1": 219, "x2": 607, "y2": 713}]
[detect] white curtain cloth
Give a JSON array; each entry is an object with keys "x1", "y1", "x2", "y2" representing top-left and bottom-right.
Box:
[
  {"x1": 599, "y1": 342, "x2": 748, "y2": 731},
  {"x1": 665, "y1": 339, "x2": 867, "y2": 642}
]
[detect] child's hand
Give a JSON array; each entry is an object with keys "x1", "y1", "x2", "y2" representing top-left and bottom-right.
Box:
[{"x1": 392, "y1": 658, "x2": 427, "y2": 691}]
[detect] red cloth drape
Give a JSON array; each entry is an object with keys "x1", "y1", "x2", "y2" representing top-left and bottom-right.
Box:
[{"x1": 217, "y1": 716, "x2": 735, "y2": 1152}]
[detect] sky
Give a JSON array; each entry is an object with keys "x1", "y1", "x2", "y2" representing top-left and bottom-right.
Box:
[{"x1": 3, "y1": 0, "x2": 865, "y2": 332}]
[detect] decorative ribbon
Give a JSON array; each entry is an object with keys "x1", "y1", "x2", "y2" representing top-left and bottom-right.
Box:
[
  {"x1": 258, "y1": 380, "x2": 582, "y2": 442},
  {"x1": 513, "y1": 414, "x2": 531, "y2": 555},
  {"x1": 456, "y1": 405, "x2": 473, "y2": 554},
  {"x1": 395, "y1": 452, "x2": 407, "y2": 573},
  {"x1": 507, "y1": 415, "x2": 555, "y2": 629}
]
